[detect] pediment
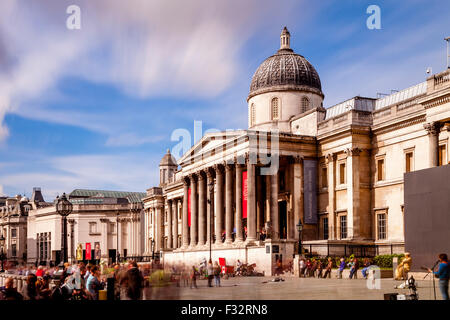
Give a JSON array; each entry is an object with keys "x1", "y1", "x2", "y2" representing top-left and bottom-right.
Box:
[{"x1": 178, "y1": 130, "x2": 247, "y2": 167}]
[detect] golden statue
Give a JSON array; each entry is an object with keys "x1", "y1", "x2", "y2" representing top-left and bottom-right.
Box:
[
  {"x1": 395, "y1": 252, "x2": 412, "y2": 280},
  {"x1": 76, "y1": 243, "x2": 83, "y2": 261}
]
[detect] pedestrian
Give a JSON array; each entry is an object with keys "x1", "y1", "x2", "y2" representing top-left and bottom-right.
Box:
[
  {"x1": 35, "y1": 265, "x2": 44, "y2": 277},
  {"x1": 36, "y1": 274, "x2": 52, "y2": 299},
  {"x1": 428, "y1": 253, "x2": 449, "y2": 300},
  {"x1": 317, "y1": 261, "x2": 323, "y2": 278},
  {"x1": 189, "y1": 266, "x2": 198, "y2": 289},
  {"x1": 86, "y1": 265, "x2": 104, "y2": 300},
  {"x1": 0, "y1": 278, "x2": 23, "y2": 300},
  {"x1": 337, "y1": 258, "x2": 345, "y2": 279},
  {"x1": 121, "y1": 260, "x2": 144, "y2": 300},
  {"x1": 207, "y1": 259, "x2": 214, "y2": 287},
  {"x1": 299, "y1": 258, "x2": 306, "y2": 277},
  {"x1": 21, "y1": 274, "x2": 38, "y2": 300},
  {"x1": 310, "y1": 259, "x2": 318, "y2": 277},
  {"x1": 305, "y1": 259, "x2": 312, "y2": 277},
  {"x1": 213, "y1": 262, "x2": 221, "y2": 287},
  {"x1": 349, "y1": 258, "x2": 359, "y2": 279},
  {"x1": 323, "y1": 258, "x2": 333, "y2": 279}
]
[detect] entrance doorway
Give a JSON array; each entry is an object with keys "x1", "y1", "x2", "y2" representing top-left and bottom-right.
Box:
[
  {"x1": 109, "y1": 249, "x2": 116, "y2": 263},
  {"x1": 278, "y1": 201, "x2": 287, "y2": 239}
]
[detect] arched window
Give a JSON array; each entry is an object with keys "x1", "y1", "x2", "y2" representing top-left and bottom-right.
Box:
[
  {"x1": 271, "y1": 97, "x2": 280, "y2": 120},
  {"x1": 301, "y1": 97, "x2": 309, "y2": 113},
  {"x1": 250, "y1": 103, "x2": 256, "y2": 126}
]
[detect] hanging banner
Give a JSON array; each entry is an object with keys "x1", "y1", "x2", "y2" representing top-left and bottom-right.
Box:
[
  {"x1": 85, "y1": 242, "x2": 92, "y2": 260},
  {"x1": 76, "y1": 243, "x2": 83, "y2": 261},
  {"x1": 303, "y1": 159, "x2": 318, "y2": 224},
  {"x1": 242, "y1": 170, "x2": 248, "y2": 219},
  {"x1": 188, "y1": 187, "x2": 191, "y2": 227}
]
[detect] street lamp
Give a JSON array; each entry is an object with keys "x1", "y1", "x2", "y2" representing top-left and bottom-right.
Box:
[
  {"x1": 56, "y1": 193, "x2": 73, "y2": 265},
  {"x1": 0, "y1": 234, "x2": 5, "y2": 272},
  {"x1": 296, "y1": 219, "x2": 303, "y2": 256},
  {"x1": 116, "y1": 211, "x2": 120, "y2": 263}
]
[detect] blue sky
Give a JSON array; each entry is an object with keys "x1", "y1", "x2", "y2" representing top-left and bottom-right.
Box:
[{"x1": 0, "y1": 0, "x2": 449, "y2": 200}]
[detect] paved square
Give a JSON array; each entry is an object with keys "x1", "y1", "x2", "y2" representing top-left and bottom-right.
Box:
[{"x1": 145, "y1": 276, "x2": 445, "y2": 300}]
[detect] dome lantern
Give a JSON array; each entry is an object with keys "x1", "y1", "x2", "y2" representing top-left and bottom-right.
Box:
[{"x1": 280, "y1": 26, "x2": 291, "y2": 51}]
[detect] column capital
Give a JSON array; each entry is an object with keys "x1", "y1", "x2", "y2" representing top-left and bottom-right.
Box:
[
  {"x1": 291, "y1": 155, "x2": 304, "y2": 164},
  {"x1": 225, "y1": 163, "x2": 234, "y2": 172},
  {"x1": 67, "y1": 219, "x2": 75, "y2": 224},
  {"x1": 189, "y1": 173, "x2": 198, "y2": 182},
  {"x1": 100, "y1": 218, "x2": 109, "y2": 223},
  {"x1": 206, "y1": 167, "x2": 215, "y2": 180},
  {"x1": 325, "y1": 153, "x2": 337, "y2": 164},
  {"x1": 424, "y1": 121, "x2": 443, "y2": 135},
  {"x1": 182, "y1": 176, "x2": 190, "y2": 186},
  {"x1": 344, "y1": 147, "x2": 362, "y2": 157},
  {"x1": 214, "y1": 163, "x2": 224, "y2": 173},
  {"x1": 197, "y1": 171, "x2": 206, "y2": 181}
]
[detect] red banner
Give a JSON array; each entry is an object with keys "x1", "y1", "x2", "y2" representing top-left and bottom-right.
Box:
[
  {"x1": 85, "y1": 243, "x2": 91, "y2": 260},
  {"x1": 188, "y1": 188, "x2": 191, "y2": 227},
  {"x1": 242, "y1": 171, "x2": 247, "y2": 219}
]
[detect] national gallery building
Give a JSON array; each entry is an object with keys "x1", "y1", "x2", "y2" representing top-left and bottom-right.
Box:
[{"x1": 143, "y1": 28, "x2": 450, "y2": 275}]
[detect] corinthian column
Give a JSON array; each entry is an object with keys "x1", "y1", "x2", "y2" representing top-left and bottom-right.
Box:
[
  {"x1": 424, "y1": 122, "x2": 443, "y2": 167},
  {"x1": 235, "y1": 163, "x2": 244, "y2": 243},
  {"x1": 167, "y1": 199, "x2": 173, "y2": 249},
  {"x1": 247, "y1": 154, "x2": 257, "y2": 242},
  {"x1": 206, "y1": 169, "x2": 214, "y2": 246},
  {"x1": 190, "y1": 174, "x2": 198, "y2": 247},
  {"x1": 225, "y1": 164, "x2": 234, "y2": 244},
  {"x1": 215, "y1": 164, "x2": 224, "y2": 245},
  {"x1": 198, "y1": 172, "x2": 207, "y2": 246},
  {"x1": 182, "y1": 178, "x2": 189, "y2": 248}
]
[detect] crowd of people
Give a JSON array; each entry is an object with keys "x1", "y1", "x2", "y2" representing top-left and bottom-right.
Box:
[{"x1": 297, "y1": 257, "x2": 373, "y2": 279}]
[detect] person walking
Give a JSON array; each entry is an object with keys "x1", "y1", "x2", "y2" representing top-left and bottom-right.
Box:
[
  {"x1": 428, "y1": 253, "x2": 449, "y2": 300},
  {"x1": 123, "y1": 260, "x2": 144, "y2": 300},
  {"x1": 305, "y1": 259, "x2": 312, "y2": 277},
  {"x1": 213, "y1": 262, "x2": 221, "y2": 287},
  {"x1": 323, "y1": 258, "x2": 333, "y2": 279},
  {"x1": 337, "y1": 258, "x2": 345, "y2": 279},
  {"x1": 189, "y1": 266, "x2": 198, "y2": 289},
  {"x1": 317, "y1": 261, "x2": 323, "y2": 278},
  {"x1": 207, "y1": 259, "x2": 214, "y2": 287}
]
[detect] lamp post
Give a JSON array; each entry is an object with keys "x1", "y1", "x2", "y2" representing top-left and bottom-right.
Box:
[
  {"x1": 116, "y1": 211, "x2": 120, "y2": 263},
  {"x1": 296, "y1": 219, "x2": 303, "y2": 256},
  {"x1": 0, "y1": 234, "x2": 5, "y2": 272},
  {"x1": 207, "y1": 179, "x2": 214, "y2": 262},
  {"x1": 56, "y1": 193, "x2": 73, "y2": 265}
]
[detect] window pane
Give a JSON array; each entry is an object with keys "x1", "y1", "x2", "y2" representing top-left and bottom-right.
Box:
[{"x1": 323, "y1": 218, "x2": 329, "y2": 240}]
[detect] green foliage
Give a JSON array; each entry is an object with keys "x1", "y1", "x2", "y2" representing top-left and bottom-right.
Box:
[{"x1": 304, "y1": 254, "x2": 403, "y2": 269}]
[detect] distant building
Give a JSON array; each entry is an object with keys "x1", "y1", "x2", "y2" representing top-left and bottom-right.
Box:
[
  {"x1": 143, "y1": 27, "x2": 450, "y2": 276},
  {"x1": 27, "y1": 189, "x2": 145, "y2": 266},
  {"x1": 0, "y1": 188, "x2": 45, "y2": 265}
]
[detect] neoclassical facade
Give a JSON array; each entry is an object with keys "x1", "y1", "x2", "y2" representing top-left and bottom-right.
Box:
[
  {"x1": 27, "y1": 189, "x2": 145, "y2": 266},
  {"x1": 143, "y1": 28, "x2": 450, "y2": 275}
]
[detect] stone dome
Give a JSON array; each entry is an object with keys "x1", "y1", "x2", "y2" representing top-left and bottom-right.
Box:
[
  {"x1": 159, "y1": 149, "x2": 177, "y2": 167},
  {"x1": 248, "y1": 27, "x2": 322, "y2": 99}
]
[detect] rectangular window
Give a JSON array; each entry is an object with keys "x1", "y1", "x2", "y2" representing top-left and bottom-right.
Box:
[
  {"x1": 340, "y1": 215, "x2": 347, "y2": 239},
  {"x1": 438, "y1": 144, "x2": 447, "y2": 166},
  {"x1": 339, "y1": 162, "x2": 346, "y2": 185},
  {"x1": 377, "y1": 213, "x2": 387, "y2": 240},
  {"x1": 377, "y1": 158, "x2": 385, "y2": 181},
  {"x1": 89, "y1": 222, "x2": 98, "y2": 234},
  {"x1": 323, "y1": 217, "x2": 329, "y2": 240},
  {"x1": 11, "y1": 228, "x2": 17, "y2": 238},
  {"x1": 405, "y1": 152, "x2": 413, "y2": 173},
  {"x1": 322, "y1": 167, "x2": 328, "y2": 188}
]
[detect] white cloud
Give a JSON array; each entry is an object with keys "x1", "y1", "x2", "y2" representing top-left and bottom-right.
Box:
[
  {"x1": 0, "y1": 153, "x2": 160, "y2": 200},
  {"x1": 0, "y1": 0, "x2": 293, "y2": 142}
]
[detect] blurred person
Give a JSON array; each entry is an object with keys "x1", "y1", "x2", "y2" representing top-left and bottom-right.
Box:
[
  {"x1": 21, "y1": 274, "x2": 38, "y2": 300},
  {"x1": 349, "y1": 258, "x2": 359, "y2": 279},
  {"x1": 337, "y1": 258, "x2": 345, "y2": 279},
  {"x1": 323, "y1": 258, "x2": 333, "y2": 279},
  {"x1": 86, "y1": 265, "x2": 104, "y2": 300},
  {"x1": 190, "y1": 266, "x2": 198, "y2": 289},
  {"x1": 299, "y1": 258, "x2": 306, "y2": 277},
  {"x1": 361, "y1": 258, "x2": 371, "y2": 279},
  {"x1": 207, "y1": 259, "x2": 214, "y2": 287},
  {"x1": 213, "y1": 262, "x2": 221, "y2": 287},
  {"x1": 317, "y1": 260, "x2": 323, "y2": 278},
  {"x1": 0, "y1": 278, "x2": 23, "y2": 300},
  {"x1": 428, "y1": 253, "x2": 449, "y2": 300},
  {"x1": 121, "y1": 261, "x2": 144, "y2": 300}
]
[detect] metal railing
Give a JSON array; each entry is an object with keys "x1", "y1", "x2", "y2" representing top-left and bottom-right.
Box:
[{"x1": 303, "y1": 243, "x2": 405, "y2": 258}]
